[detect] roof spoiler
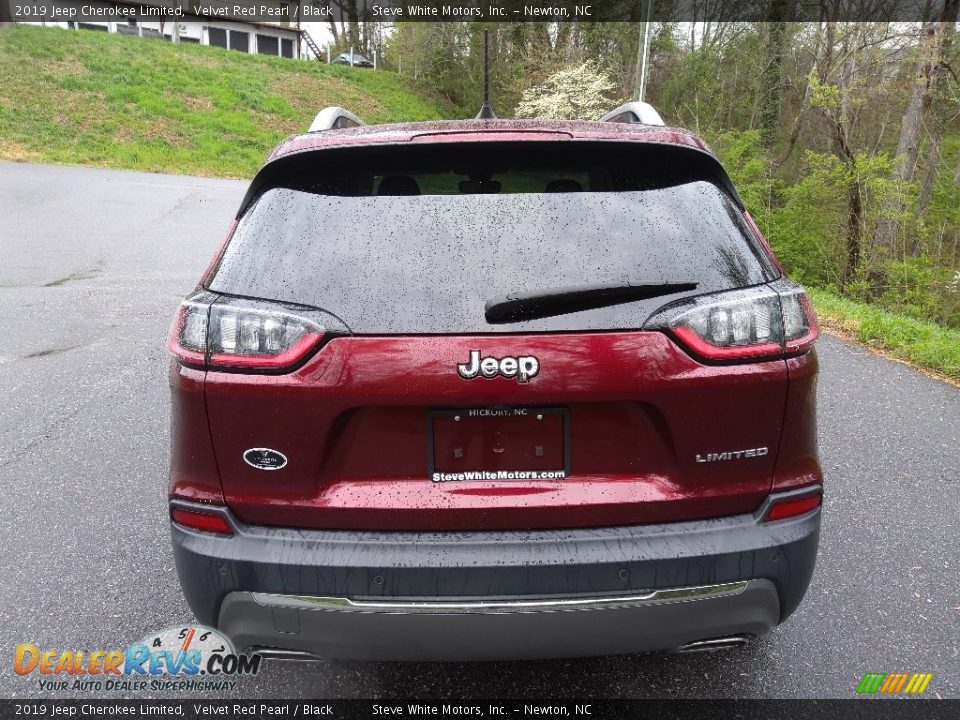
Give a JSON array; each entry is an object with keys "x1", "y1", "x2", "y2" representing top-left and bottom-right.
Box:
[
  {"x1": 600, "y1": 102, "x2": 665, "y2": 126},
  {"x1": 308, "y1": 107, "x2": 365, "y2": 132}
]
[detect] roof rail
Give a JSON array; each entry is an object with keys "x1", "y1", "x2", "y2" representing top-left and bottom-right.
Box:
[
  {"x1": 599, "y1": 102, "x2": 665, "y2": 126},
  {"x1": 308, "y1": 107, "x2": 366, "y2": 132}
]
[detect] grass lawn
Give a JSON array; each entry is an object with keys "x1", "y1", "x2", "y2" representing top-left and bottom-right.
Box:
[
  {"x1": 809, "y1": 287, "x2": 960, "y2": 383},
  {"x1": 0, "y1": 25, "x2": 455, "y2": 177}
]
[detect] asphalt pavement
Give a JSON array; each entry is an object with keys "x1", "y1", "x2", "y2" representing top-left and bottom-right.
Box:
[{"x1": 0, "y1": 161, "x2": 957, "y2": 699}]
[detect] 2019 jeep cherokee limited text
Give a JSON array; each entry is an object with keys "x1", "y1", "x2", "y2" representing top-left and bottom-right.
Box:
[{"x1": 168, "y1": 108, "x2": 822, "y2": 661}]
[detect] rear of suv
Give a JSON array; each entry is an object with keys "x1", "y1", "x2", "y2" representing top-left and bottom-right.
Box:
[{"x1": 168, "y1": 104, "x2": 822, "y2": 661}]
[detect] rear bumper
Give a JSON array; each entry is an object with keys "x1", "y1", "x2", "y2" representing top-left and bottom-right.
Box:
[
  {"x1": 170, "y1": 488, "x2": 821, "y2": 660},
  {"x1": 221, "y1": 580, "x2": 779, "y2": 660}
]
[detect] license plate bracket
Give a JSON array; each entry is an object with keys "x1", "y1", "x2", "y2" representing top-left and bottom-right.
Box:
[{"x1": 427, "y1": 407, "x2": 570, "y2": 479}]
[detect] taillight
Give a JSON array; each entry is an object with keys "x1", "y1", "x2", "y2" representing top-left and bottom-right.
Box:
[
  {"x1": 647, "y1": 282, "x2": 819, "y2": 362},
  {"x1": 168, "y1": 292, "x2": 326, "y2": 372},
  {"x1": 762, "y1": 492, "x2": 822, "y2": 522},
  {"x1": 168, "y1": 295, "x2": 211, "y2": 367},
  {"x1": 780, "y1": 289, "x2": 819, "y2": 354},
  {"x1": 170, "y1": 506, "x2": 234, "y2": 536}
]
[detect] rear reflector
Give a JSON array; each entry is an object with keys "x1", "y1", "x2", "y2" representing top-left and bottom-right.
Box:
[
  {"x1": 170, "y1": 507, "x2": 234, "y2": 536},
  {"x1": 763, "y1": 493, "x2": 821, "y2": 522}
]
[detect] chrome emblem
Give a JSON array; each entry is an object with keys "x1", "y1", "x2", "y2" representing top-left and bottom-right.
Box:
[
  {"x1": 243, "y1": 448, "x2": 288, "y2": 470},
  {"x1": 457, "y1": 350, "x2": 539, "y2": 383},
  {"x1": 696, "y1": 447, "x2": 769, "y2": 463}
]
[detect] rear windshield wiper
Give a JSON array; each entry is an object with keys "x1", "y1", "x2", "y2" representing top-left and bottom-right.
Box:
[{"x1": 484, "y1": 281, "x2": 698, "y2": 324}]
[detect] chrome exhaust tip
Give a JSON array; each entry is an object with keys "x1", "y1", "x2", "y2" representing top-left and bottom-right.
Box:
[
  {"x1": 249, "y1": 647, "x2": 323, "y2": 662},
  {"x1": 675, "y1": 636, "x2": 750, "y2": 653}
]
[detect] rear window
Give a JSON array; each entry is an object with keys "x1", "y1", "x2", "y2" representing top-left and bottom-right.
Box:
[{"x1": 209, "y1": 143, "x2": 775, "y2": 334}]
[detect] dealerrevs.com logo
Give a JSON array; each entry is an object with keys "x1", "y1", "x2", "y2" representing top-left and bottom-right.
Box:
[{"x1": 14, "y1": 625, "x2": 261, "y2": 692}]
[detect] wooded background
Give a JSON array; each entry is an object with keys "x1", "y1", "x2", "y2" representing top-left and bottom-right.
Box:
[{"x1": 324, "y1": 15, "x2": 960, "y2": 331}]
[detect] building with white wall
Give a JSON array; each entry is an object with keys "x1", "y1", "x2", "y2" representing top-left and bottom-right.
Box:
[{"x1": 19, "y1": 0, "x2": 303, "y2": 59}]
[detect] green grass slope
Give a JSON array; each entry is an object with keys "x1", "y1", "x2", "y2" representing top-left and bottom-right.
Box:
[
  {"x1": 809, "y1": 288, "x2": 960, "y2": 383},
  {"x1": 0, "y1": 25, "x2": 455, "y2": 177}
]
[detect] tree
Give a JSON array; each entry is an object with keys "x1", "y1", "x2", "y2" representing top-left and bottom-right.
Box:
[
  {"x1": 873, "y1": 6, "x2": 959, "y2": 257},
  {"x1": 805, "y1": 23, "x2": 892, "y2": 286},
  {"x1": 917, "y1": 8, "x2": 959, "y2": 223},
  {"x1": 515, "y1": 62, "x2": 616, "y2": 120},
  {"x1": 759, "y1": 5, "x2": 793, "y2": 147}
]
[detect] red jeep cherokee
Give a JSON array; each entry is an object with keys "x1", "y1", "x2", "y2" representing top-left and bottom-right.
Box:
[{"x1": 167, "y1": 103, "x2": 822, "y2": 661}]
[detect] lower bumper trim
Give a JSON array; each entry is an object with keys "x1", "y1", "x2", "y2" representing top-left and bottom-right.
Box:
[{"x1": 250, "y1": 581, "x2": 748, "y2": 614}]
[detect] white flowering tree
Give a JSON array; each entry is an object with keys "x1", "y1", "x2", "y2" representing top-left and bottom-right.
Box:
[
  {"x1": 515, "y1": 63, "x2": 617, "y2": 121},
  {"x1": 950, "y1": 271, "x2": 960, "y2": 294}
]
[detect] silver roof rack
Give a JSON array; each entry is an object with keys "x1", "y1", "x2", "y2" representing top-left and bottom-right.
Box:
[
  {"x1": 599, "y1": 102, "x2": 665, "y2": 126},
  {"x1": 308, "y1": 107, "x2": 366, "y2": 132}
]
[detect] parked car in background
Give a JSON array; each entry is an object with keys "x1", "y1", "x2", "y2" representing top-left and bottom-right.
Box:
[
  {"x1": 332, "y1": 52, "x2": 373, "y2": 67},
  {"x1": 167, "y1": 101, "x2": 822, "y2": 661}
]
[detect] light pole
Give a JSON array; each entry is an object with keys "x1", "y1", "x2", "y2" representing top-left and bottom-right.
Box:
[{"x1": 635, "y1": 0, "x2": 653, "y2": 102}]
